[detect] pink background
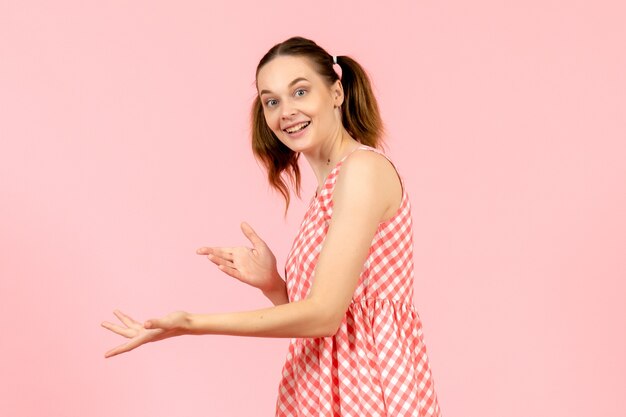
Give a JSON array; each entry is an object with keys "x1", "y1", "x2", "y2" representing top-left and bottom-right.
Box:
[{"x1": 1, "y1": 1, "x2": 625, "y2": 416}]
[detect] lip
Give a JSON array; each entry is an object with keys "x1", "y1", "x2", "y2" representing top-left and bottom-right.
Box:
[
  {"x1": 282, "y1": 120, "x2": 311, "y2": 131},
  {"x1": 283, "y1": 120, "x2": 311, "y2": 138}
]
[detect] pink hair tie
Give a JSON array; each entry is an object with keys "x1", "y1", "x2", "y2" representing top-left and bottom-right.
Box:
[{"x1": 332, "y1": 55, "x2": 342, "y2": 79}]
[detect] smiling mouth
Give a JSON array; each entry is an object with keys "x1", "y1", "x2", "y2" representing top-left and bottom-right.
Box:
[{"x1": 284, "y1": 121, "x2": 311, "y2": 134}]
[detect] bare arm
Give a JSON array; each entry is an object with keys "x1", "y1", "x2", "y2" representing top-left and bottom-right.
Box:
[
  {"x1": 180, "y1": 151, "x2": 395, "y2": 338},
  {"x1": 102, "y1": 151, "x2": 398, "y2": 356},
  {"x1": 184, "y1": 297, "x2": 333, "y2": 338}
]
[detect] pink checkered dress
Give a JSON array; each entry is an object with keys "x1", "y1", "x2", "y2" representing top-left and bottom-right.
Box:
[{"x1": 275, "y1": 144, "x2": 442, "y2": 417}]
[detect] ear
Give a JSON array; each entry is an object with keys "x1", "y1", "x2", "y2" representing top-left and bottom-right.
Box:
[{"x1": 331, "y1": 79, "x2": 344, "y2": 107}]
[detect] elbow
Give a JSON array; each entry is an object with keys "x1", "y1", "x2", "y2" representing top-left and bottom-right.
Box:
[
  {"x1": 320, "y1": 312, "x2": 343, "y2": 337},
  {"x1": 308, "y1": 298, "x2": 343, "y2": 337},
  {"x1": 323, "y1": 320, "x2": 341, "y2": 337}
]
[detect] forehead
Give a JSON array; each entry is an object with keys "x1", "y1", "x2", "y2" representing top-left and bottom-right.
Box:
[{"x1": 257, "y1": 55, "x2": 320, "y2": 92}]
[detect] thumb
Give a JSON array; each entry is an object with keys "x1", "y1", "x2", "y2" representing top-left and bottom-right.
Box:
[
  {"x1": 241, "y1": 221, "x2": 265, "y2": 248},
  {"x1": 144, "y1": 318, "x2": 167, "y2": 330}
]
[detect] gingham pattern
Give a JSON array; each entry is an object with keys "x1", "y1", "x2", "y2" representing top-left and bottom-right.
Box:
[{"x1": 275, "y1": 145, "x2": 442, "y2": 417}]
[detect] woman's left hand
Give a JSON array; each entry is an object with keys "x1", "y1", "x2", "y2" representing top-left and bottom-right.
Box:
[{"x1": 101, "y1": 309, "x2": 189, "y2": 358}]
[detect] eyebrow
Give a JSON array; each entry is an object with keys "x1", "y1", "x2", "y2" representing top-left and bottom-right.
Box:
[{"x1": 260, "y1": 77, "x2": 310, "y2": 96}]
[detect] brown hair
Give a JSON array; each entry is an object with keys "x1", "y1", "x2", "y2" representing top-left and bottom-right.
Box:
[{"x1": 250, "y1": 36, "x2": 386, "y2": 216}]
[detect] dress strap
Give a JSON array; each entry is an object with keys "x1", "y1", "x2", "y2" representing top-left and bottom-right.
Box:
[{"x1": 337, "y1": 144, "x2": 368, "y2": 164}]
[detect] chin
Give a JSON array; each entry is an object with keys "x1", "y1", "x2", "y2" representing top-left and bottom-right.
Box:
[{"x1": 279, "y1": 136, "x2": 315, "y2": 153}]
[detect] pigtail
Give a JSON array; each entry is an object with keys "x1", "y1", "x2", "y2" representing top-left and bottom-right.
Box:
[{"x1": 335, "y1": 55, "x2": 387, "y2": 151}]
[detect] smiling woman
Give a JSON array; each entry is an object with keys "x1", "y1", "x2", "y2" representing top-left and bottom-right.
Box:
[{"x1": 102, "y1": 36, "x2": 442, "y2": 417}]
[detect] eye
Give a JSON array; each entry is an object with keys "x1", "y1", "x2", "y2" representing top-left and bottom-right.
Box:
[
  {"x1": 295, "y1": 88, "x2": 307, "y2": 97},
  {"x1": 266, "y1": 98, "x2": 278, "y2": 107}
]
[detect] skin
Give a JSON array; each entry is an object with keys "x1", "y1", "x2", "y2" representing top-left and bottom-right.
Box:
[{"x1": 101, "y1": 55, "x2": 403, "y2": 359}]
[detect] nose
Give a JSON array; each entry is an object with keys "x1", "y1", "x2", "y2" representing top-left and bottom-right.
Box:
[{"x1": 281, "y1": 101, "x2": 297, "y2": 119}]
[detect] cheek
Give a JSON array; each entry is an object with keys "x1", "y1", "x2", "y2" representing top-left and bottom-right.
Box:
[{"x1": 263, "y1": 111, "x2": 279, "y2": 130}]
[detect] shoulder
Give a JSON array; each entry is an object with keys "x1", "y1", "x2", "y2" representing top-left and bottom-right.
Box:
[
  {"x1": 332, "y1": 148, "x2": 400, "y2": 218},
  {"x1": 341, "y1": 147, "x2": 396, "y2": 176},
  {"x1": 337, "y1": 148, "x2": 399, "y2": 193}
]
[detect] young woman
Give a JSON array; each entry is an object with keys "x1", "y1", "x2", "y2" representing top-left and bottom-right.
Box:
[{"x1": 102, "y1": 36, "x2": 442, "y2": 417}]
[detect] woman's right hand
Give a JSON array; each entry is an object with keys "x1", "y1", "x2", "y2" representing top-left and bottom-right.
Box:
[{"x1": 197, "y1": 222, "x2": 283, "y2": 293}]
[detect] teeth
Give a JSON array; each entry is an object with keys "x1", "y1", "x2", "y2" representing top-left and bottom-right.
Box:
[{"x1": 285, "y1": 121, "x2": 310, "y2": 133}]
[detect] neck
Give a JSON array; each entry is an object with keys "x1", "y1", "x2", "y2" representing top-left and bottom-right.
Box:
[{"x1": 303, "y1": 127, "x2": 359, "y2": 196}]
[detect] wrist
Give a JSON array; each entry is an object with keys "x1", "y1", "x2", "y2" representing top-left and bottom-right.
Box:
[
  {"x1": 150, "y1": 311, "x2": 192, "y2": 340},
  {"x1": 185, "y1": 313, "x2": 204, "y2": 335},
  {"x1": 261, "y1": 274, "x2": 285, "y2": 295},
  {"x1": 181, "y1": 311, "x2": 192, "y2": 334},
  {"x1": 184, "y1": 313, "x2": 195, "y2": 335},
  {"x1": 261, "y1": 275, "x2": 289, "y2": 306}
]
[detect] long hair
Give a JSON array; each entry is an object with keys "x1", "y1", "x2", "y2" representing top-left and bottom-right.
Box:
[{"x1": 250, "y1": 36, "x2": 386, "y2": 216}]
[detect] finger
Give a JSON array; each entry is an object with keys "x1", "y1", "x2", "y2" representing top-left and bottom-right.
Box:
[
  {"x1": 113, "y1": 309, "x2": 137, "y2": 328},
  {"x1": 200, "y1": 247, "x2": 234, "y2": 262},
  {"x1": 196, "y1": 247, "x2": 212, "y2": 255},
  {"x1": 101, "y1": 321, "x2": 135, "y2": 338},
  {"x1": 217, "y1": 264, "x2": 244, "y2": 282},
  {"x1": 144, "y1": 317, "x2": 170, "y2": 330},
  {"x1": 104, "y1": 338, "x2": 143, "y2": 358},
  {"x1": 241, "y1": 222, "x2": 266, "y2": 249},
  {"x1": 205, "y1": 253, "x2": 235, "y2": 269}
]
